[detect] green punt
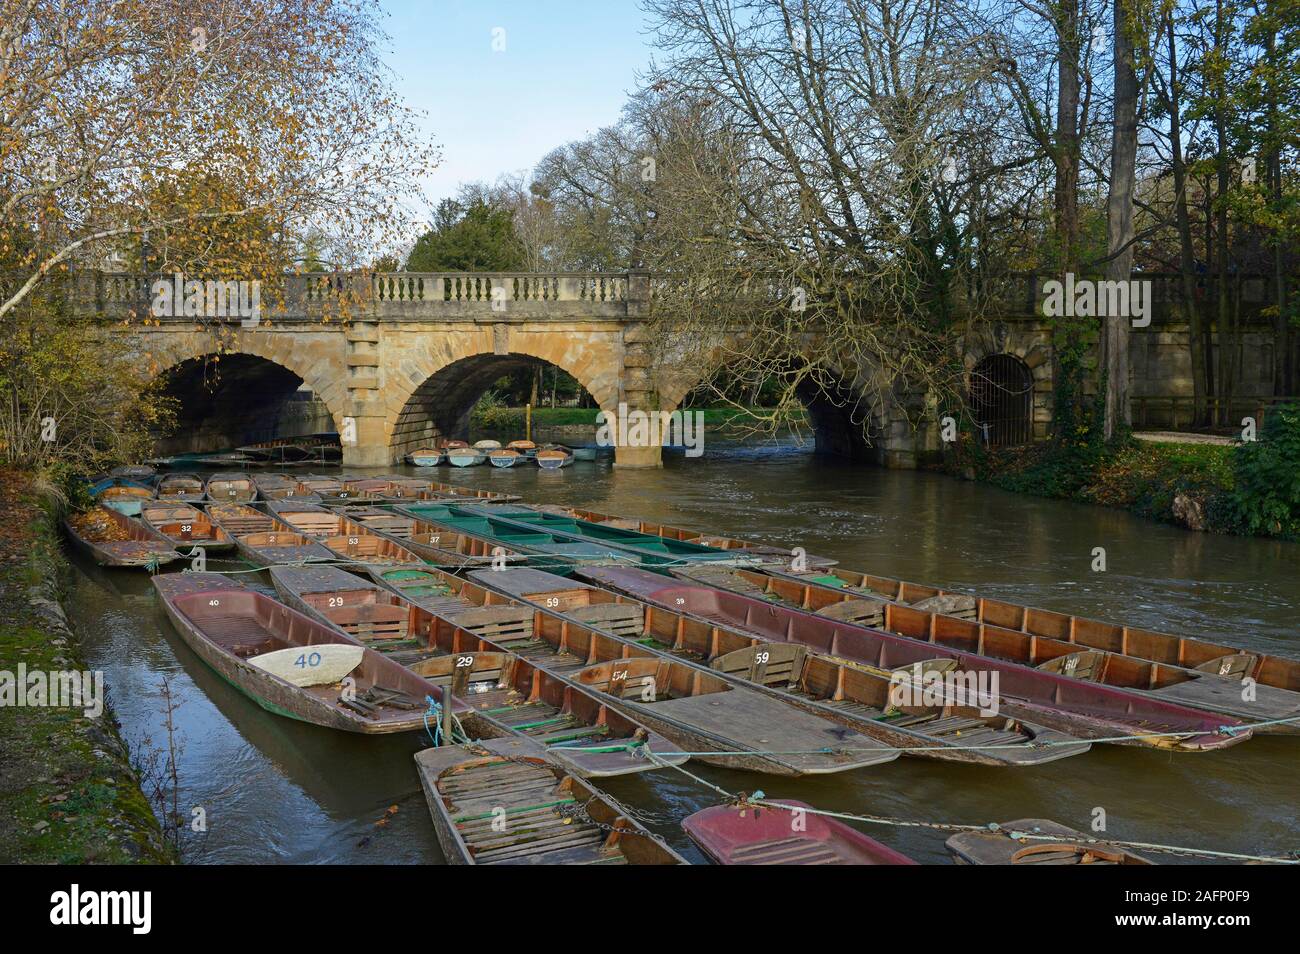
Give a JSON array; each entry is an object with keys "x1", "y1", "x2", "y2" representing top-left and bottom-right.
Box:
[
  {"x1": 409, "y1": 503, "x2": 758, "y2": 568},
  {"x1": 394, "y1": 503, "x2": 631, "y2": 568}
]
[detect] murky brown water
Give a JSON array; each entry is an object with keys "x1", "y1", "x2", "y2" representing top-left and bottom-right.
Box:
[{"x1": 67, "y1": 441, "x2": 1300, "y2": 864}]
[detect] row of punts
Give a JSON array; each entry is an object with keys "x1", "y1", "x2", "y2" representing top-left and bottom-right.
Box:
[
  {"x1": 61, "y1": 476, "x2": 1299, "y2": 864},
  {"x1": 406, "y1": 439, "x2": 591, "y2": 469}
]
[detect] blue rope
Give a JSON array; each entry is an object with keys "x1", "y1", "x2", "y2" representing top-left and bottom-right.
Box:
[{"x1": 423, "y1": 695, "x2": 443, "y2": 747}]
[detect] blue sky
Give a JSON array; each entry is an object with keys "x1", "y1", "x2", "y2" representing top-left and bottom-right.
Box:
[{"x1": 380, "y1": 1, "x2": 657, "y2": 214}]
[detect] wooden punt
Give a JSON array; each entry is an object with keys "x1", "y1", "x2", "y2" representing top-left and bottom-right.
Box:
[
  {"x1": 237, "y1": 439, "x2": 315, "y2": 464},
  {"x1": 535, "y1": 446, "x2": 573, "y2": 470},
  {"x1": 329, "y1": 509, "x2": 522, "y2": 569},
  {"x1": 415, "y1": 737, "x2": 687, "y2": 865},
  {"x1": 418, "y1": 502, "x2": 745, "y2": 568},
  {"x1": 152, "y1": 572, "x2": 452, "y2": 733},
  {"x1": 156, "y1": 474, "x2": 205, "y2": 502},
  {"x1": 469, "y1": 567, "x2": 1090, "y2": 767},
  {"x1": 946, "y1": 818, "x2": 1153, "y2": 865},
  {"x1": 358, "y1": 563, "x2": 898, "y2": 775},
  {"x1": 267, "y1": 564, "x2": 686, "y2": 778},
  {"x1": 405, "y1": 480, "x2": 521, "y2": 504},
  {"x1": 525, "y1": 504, "x2": 837, "y2": 568},
  {"x1": 205, "y1": 472, "x2": 256, "y2": 502},
  {"x1": 139, "y1": 502, "x2": 235, "y2": 552},
  {"x1": 405, "y1": 448, "x2": 444, "y2": 467},
  {"x1": 295, "y1": 475, "x2": 344, "y2": 497},
  {"x1": 252, "y1": 473, "x2": 320, "y2": 501},
  {"x1": 266, "y1": 500, "x2": 424, "y2": 565},
  {"x1": 683, "y1": 799, "x2": 917, "y2": 865},
  {"x1": 207, "y1": 503, "x2": 336, "y2": 566},
  {"x1": 395, "y1": 503, "x2": 633, "y2": 566},
  {"x1": 64, "y1": 506, "x2": 181, "y2": 568},
  {"x1": 89, "y1": 477, "x2": 155, "y2": 516},
  {"x1": 383, "y1": 477, "x2": 432, "y2": 499},
  {"x1": 580, "y1": 565, "x2": 1251, "y2": 752},
  {"x1": 683, "y1": 565, "x2": 1300, "y2": 733},
  {"x1": 110, "y1": 464, "x2": 157, "y2": 480},
  {"x1": 489, "y1": 448, "x2": 522, "y2": 468}
]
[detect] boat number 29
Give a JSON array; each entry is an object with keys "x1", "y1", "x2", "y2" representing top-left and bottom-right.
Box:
[
  {"x1": 455, "y1": 656, "x2": 474, "y2": 668},
  {"x1": 294, "y1": 652, "x2": 324, "y2": 669},
  {"x1": 328, "y1": 596, "x2": 345, "y2": 607}
]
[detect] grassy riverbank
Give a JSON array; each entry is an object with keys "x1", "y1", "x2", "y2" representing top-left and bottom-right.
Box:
[
  {"x1": 0, "y1": 470, "x2": 172, "y2": 864},
  {"x1": 940, "y1": 403, "x2": 1300, "y2": 540}
]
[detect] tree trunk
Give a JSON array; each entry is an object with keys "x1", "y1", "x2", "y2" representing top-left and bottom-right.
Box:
[
  {"x1": 1164, "y1": 12, "x2": 1206, "y2": 426},
  {"x1": 1103, "y1": 0, "x2": 1139, "y2": 440},
  {"x1": 1213, "y1": 0, "x2": 1232, "y2": 426},
  {"x1": 1055, "y1": 0, "x2": 1082, "y2": 270}
]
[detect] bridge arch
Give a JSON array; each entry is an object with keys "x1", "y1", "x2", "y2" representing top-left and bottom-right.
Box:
[
  {"x1": 142, "y1": 332, "x2": 349, "y2": 454},
  {"x1": 381, "y1": 332, "x2": 622, "y2": 460}
]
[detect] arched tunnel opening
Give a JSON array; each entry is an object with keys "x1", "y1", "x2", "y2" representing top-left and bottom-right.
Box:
[
  {"x1": 681, "y1": 364, "x2": 881, "y2": 461},
  {"x1": 154, "y1": 354, "x2": 336, "y2": 455},
  {"x1": 391, "y1": 353, "x2": 594, "y2": 457}
]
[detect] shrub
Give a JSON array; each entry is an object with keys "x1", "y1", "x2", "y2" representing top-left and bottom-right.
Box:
[{"x1": 1230, "y1": 402, "x2": 1300, "y2": 539}]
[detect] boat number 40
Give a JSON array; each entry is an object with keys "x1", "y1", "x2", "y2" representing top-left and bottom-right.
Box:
[{"x1": 294, "y1": 652, "x2": 323, "y2": 668}]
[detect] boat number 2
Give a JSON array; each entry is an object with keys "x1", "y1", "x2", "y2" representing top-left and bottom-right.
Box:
[{"x1": 295, "y1": 652, "x2": 323, "y2": 669}]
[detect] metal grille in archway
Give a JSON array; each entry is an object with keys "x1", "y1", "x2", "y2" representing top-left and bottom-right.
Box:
[{"x1": 969, "y1": 354, "x2": 1033, "y2": 447}]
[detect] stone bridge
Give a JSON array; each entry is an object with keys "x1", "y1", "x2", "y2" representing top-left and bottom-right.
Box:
[{"x1": 78, "y1": 270, "x2": 1281, "y2": 468}]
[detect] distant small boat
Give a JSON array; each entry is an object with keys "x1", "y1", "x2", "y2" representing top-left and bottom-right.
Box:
[
  {"x1": 506, "y1": 440, "x2": 536, "y2": 453},
  {"x1": 472, "y1": 439, "x2": 501, "y2": 450},
  {"x1": 536, "y1": 446, "x2": 573, "y2": 470},
  {"x1": 405, "y1": 448, "x2": 443, "y2": 467},
  {"x1": 447, "y1": 447, "x2": 485, "y2": 467},
  {"x1": 91, "y1": 479, "x2": 154, "y2": 516},
  {"x1": 156, "y1": 474, "x2": 205, "y2": 502},
  {"x1": 571, "y1": 446, "x2": 598, "y2": 462},
  {"x1": 205, "y1": 472, "x2": 256, "y2": 502},
  {"x1": 415, "y1": 738, "x2": 688, "y2": 865},
  {"x1": 152, "y1": 573, "x2": 448, "y2": 734},
  {"x1": 488, "y1": 448, "x2": 521, "y2": 468},
  {"x1": 683, "y1": 799, "x2": 917, "y2": 865},
  {"x1": 946, "y1": 819, "x2": 1153, "y2": 865},
  {"x1": 64, "y1": 506, "x2": 180, "y2": 568},
  {"x1": 140, "y1": 503, "x2": 235, "y2": 552},
  {"x1": 441, "y1": 439, "x2": 469, "y2": 449}
]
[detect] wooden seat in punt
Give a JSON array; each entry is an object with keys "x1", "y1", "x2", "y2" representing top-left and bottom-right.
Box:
[
  {"x1": 140, "y1": 502, "x2": 234, "y2": 552},
  {"x1": 267, "y1": 501, "x2": 423, "y2": 566}
]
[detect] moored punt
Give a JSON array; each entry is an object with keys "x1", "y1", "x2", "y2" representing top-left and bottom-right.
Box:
[
  {"x1": 92, "y1": 481, "x2": 154, "y2": 516},
  {"x1": 207, "y1": 503, "x2": 336, "y2": 567},
  {"x1": 405, "y1": 448, "x2": 444, "y2": 467},
  {"x1": 396, "y1": 502, "x2": 632, "y2": 567},
  {"x1": 205, "y1": 472, "x2": 256, "y2": 502},
  {"x1": 447, "y1": 446, "x2": 486, "y2": 467},
  {"x1": 64, "y1": 506, "x2": 181, "y2": 568},
  {"x1": 535, "y1": 445, "x2": 573, "y2": 469},
  {"x1": 470, "y1": 567, "x2": 1090, "y2": 767},
  {"x1": 383, "y1": 477, "x2": 432, "y2": 499},
  {"x1": 682, "y1": 565, "x2": 1300, "y2": 733},
  {"x1": 404, "y1": 480, "x2": 521, "y2": 504},
  {"x1": 358, "y1": 561, "x2": 897, "y2": 775},
  {"x1": 335, "y1": 511, "x2": 522, "y2": 569},
  {"x1": 109, "y1": 463, "x2": 157, "y2": 480},
  {"x1": 139, "y1": 502, "x2": 235, "y2": 552},
  {"x1": 445, "y1": 503, "x2": 761, "y2": 568},
  {"x1": 946, "y1": 819, "x2": 1153, "y2": 865},
  {"x1": 237, "y1": 439, "x2": 314, "y2": 464},
  {"x1": 415, "y1": 738, "x2": 687, "y2": 865},
  {"x1": 151, "y1": 573, "x2": 454, "y2": 733},
  {"x1": 295, "y1": 475, "x2": 344, "y2": 498},
  {"x1": 524, "y1": 504, "x2": 836, "y2": 568},
  {"x1": 488, "y1": 448, "x2": 521, "y2": 468},
  {"x1": 252, "y1": 473, "x2": 319, "y2": 502},
  {"x1": 580, "y1": 566, "x2": 1252, "y2": 752},
  {"x1": 267, "y1": 500, "x2": 424, "y2": 565},
  {"x1": 267, "y1": 564, "x2": 686, "y2": 778},
  {"x1": 156, "y1": 473, "x2": 205, "y2": 502},
  {"x1": 683, "y1": 799, "x2": 917, "y2": 865}
]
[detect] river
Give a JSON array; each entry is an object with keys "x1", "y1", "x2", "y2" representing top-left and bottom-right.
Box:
[{"x1": 65, "y1": 441, "x2": 1300, "y2": 864}]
